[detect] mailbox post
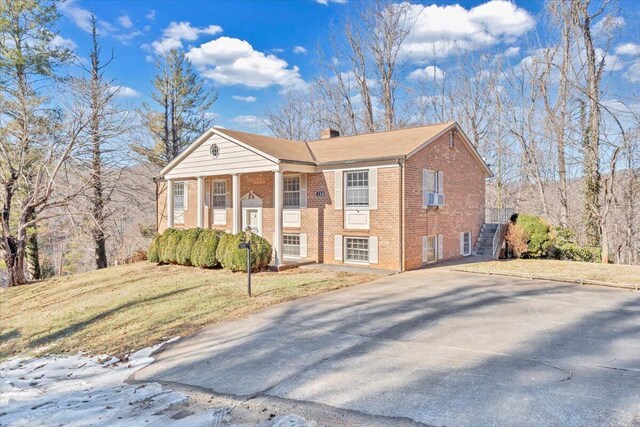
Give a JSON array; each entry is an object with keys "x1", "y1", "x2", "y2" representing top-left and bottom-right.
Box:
[{"x1": 238, "y1": 226, "x2": 253, "y2": 297}]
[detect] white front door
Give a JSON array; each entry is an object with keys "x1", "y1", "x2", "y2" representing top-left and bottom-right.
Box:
[{"x1": 243, "y1": 208, "x2": 261, "y2": 236}]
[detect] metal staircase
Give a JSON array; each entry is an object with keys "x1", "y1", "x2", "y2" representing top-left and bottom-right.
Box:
[{"x1": 474, "y1": 208, "x2": 514, "y2": 259}]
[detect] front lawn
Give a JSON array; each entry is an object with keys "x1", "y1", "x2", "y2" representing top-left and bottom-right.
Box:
[
  {"x1": 0, "y1": 263, "x2": 376, "y2": 360},
  {"x1": 453, "y1": 259, "x2": 640, "y2": 288}
]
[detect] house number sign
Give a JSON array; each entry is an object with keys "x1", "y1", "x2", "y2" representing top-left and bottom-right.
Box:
[{"x1": 316, "y1": 191, "x2": 326, "y2": 197}]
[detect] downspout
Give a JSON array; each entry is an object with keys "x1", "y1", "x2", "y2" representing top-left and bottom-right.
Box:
[
  {"x1": 399, "y1": 159, "x2": 405, "y2": 272},
  {"x1": 154, "y1": 178, "x2": 159, "y2": 233}
]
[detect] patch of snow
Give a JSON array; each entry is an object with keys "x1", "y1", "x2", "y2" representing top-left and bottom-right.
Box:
[{"x1": 0, "y1": 338, "x2": 204, "y2": 426}]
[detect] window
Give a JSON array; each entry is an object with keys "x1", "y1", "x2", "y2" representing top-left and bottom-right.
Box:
[
  {"x1": 283, "y1": 234, "x2": 300, "y2": 258},
  {"x1": 345, "y1": 170, "x2": 369, "y2": 207},
  {"x1": 173, "y1": 182, "x2": 185, "y2": 211},
  {"x1": 423, "y1": 170, "x2": 444, "y2": 207},
  {"x1": 210, "y1": 144, "x2": 220, "y2": 158},
  {"x1": 425, "y1": 235, "x2": 437, "y2": 263},
  {"x1": 462, "y1": 232, "x2": 471, "y2": 256},
  {"x1": 345, "y1": 237, "x2": 369, "y2": 263},
  {"x1": 283, "y1": 175, "x2": 300, "y2": 208},
  {"x1": 213, "y1": 180, "x2": 226, "y2": 208}
]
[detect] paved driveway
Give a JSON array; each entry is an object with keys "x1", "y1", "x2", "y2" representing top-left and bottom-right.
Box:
[{"x1": 134, "y1": 267, "x2": 640, "y2": 426}]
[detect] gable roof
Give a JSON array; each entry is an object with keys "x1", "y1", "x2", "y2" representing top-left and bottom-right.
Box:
[
  {"x1": 159, "y1": 121, "x2": 492, "y2": 178},
  {"x1": 306, "y1": 121, "x2": 453, "y2": 164}
]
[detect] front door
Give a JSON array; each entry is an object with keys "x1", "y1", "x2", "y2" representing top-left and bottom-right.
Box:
[{"x1": 243, "y1": 208, "x2": 261, "y2": 235}]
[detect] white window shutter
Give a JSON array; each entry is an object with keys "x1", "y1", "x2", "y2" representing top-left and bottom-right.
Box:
[
  {"x1": 300, "y1": 233, "x2": 308, "y2": 258},
  {"x1": 368, "y1": 168, "x2": 378, "y2": 210},
  {"x1": 205, "y1": 181, "x2": 211, "y2": 208},
  {"x1": 183, "y1": 181, "x2": 189, "y2": 209},
  {"x1": 422, "y1": 170, "x2": 428, "y2": 208},
  {"x1": 460, "y1": 232, "x2": 465, "y2": 255},
  {"x1": 334, "y1": 234, "x2": 343, "y2": 260},
  {"x1": 422, "y1": 236, "x2": 428, "y2": 262},
  {"x1": 369, "y1": 236, "x2": 378, "y2": 264},
  {"x1": 225, "y1": 178, "x2": 231, "y2": 208},
  {"x1": 334, "y1": 171, "x2": 343, "y2": 210},
  {"x1": 300, "y1": 173, "x2": 307, "y2": 208},
  {"x1": 438, "y1": 171, "x2": 444, "y2": 194},
  {"x1": 438, "y1": 234, "x2": 444, "y2": 261}
]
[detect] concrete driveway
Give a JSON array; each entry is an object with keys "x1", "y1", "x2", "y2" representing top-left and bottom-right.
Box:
[{"x1": 134, "y1": 267, "x2": 640, "y2": 426}]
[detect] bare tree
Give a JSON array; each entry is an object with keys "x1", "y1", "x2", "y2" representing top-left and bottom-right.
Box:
[{"x1": 264, "y1": 90, "x2": 322, "y2": 141}]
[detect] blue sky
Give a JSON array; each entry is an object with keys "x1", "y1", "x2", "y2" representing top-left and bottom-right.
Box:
[{"x1": 54, "y1": 0, "x2": 640, "y2": 132}]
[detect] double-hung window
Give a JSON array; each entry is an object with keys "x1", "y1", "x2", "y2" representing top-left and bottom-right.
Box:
[
  {"x1": 284, "y1": 175, "x2": 300, "y2": 208},
  {"x1": 345, "y1": 170, "x2": 369, "y2": 207},
  {"x1": 345, "y1": 237, "x2": 369, "y2": 263},
  {"x1": 283, "y1": 234, "x2": 301, "y2": 258},
  {"x1": 212, "y1": 180, "x2": 226, "y2": 209},
  {"x1": 462, "y1": 231, "x2": 471, "y2": 256},
  {"x1": 425, "y1": 235, "x2": 437, "y2": 263},
  {"x1": 423, "y1": 170, "x2": 444, "y2": 207},
  {"x1": 173, "y1": 182, "x2": 186, "y2": 224}
]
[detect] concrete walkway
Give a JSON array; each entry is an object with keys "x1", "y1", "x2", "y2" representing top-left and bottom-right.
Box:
[{"x1": 134, "y1": 267, "x2": 640, "y2": 426}]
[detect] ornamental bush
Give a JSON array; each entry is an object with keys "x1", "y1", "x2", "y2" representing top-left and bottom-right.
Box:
[
  {"x1": 176, "y1": 228, "x2": 202, "y2": 266},
  {"x1": 157, "y1": 228, "x2": 176, "y2": 263},
  {"x1": 217, "y1": 232, "x2": 272, "y2": 272},
  {"x1": 553, "y1": 226, "x2": 601, "y2": 262},
  {"x1": 192, "y1": 229, "x2": 222, "y2": 268},
  {"x1": 147, "y1": 234, "x2": 161, "y2": 263},
  {"x1": 161, "y1": 229, "x2": 184, "y2": 264},
  {"x1": 514, "y1": 214, "x2": 555, "y2": 258}
]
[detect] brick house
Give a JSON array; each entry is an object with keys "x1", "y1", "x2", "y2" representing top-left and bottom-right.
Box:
[{"x1": 155, "y1": 121, "x2": 492, "y2": 271}]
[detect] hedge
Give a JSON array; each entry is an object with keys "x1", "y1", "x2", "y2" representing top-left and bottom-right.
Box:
[
  {"x1": 176, "y1": 228, "x2": 202, "y2": 266},
  {"x1": 149, "y1": 228, "x2": 272, "y2": 271},
  {"x1": 147, "y1": 234, "x2": 161, "y2": 263},
  {"x1": 217, "y1": 232, "x2": 272, "y2": 272},
  {"x1": 192, "y1": 229, "x2": 222, "y2": 268}
]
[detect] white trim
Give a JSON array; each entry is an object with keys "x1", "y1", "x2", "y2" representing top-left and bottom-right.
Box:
[
  {"x1": 334, "y1": 235, "x2": 343, "y2": 261},
  {"x1": 299, "y1": 233, "x2": 308, "y2": 258},
  {"x1": 167, "y1": 179, "x2": 174, "y2": 228},
  {"x1": 273, "y1": 170, "x2": 283, "y2": 267},
  {"x1": 160, "y1": 128, "x2": 281, "y2": 177},
  {"x1": 299, "y1": 173, "x2": 307, "y2": 208},
  {"x1": 368, "y1": 168, "x2": 378, "y2": 210},
  {"x1": 232, "y1": 174, "x2": 241, "y2": 234},
  {"x1": 197, "y1": 177, "x2": 204, "y2": 228},
  {"x1": 438, "y1": 234, "x2": 444, "y2": 260},
  {"x1": 344, "y1": 236, "x2": 370, "y2": 265},
  {"x1": 369, "y1": 236, "x2": 378, "y2": 264},
  {"x1": 242, "y1": 206, "x2": 262, "y2": 236},
  {"x1": 461, "y1": 231, "x2": 472, "y2": 256},
  {"x1": 334, "y1": 170, "x2": 343, "y2": 210}
]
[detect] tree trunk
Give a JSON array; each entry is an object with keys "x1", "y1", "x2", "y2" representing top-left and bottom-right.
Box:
[{"x1": 26, "y1": 223, "x2": 41, "y2": 279}]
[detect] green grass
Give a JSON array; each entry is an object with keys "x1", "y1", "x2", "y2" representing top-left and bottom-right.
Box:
[
  {"x1": 0, "y1": 262, "x2": 376, "y2": 360},
  {"x1": 454, "y1": 259, "x2": 640, "y2": 287}
]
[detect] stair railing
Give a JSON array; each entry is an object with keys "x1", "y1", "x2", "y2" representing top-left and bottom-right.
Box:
[
  {"x1": 487, "y1": 207, "x2": 514, "y2": 259},
  {"x1": 492, "y1": 223, "x2": 504, "y2": 259}
]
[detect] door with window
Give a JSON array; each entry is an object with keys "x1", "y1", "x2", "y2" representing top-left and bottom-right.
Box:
[{"x1": 244, "y1": 208, "x2": 260, "y2": 235}]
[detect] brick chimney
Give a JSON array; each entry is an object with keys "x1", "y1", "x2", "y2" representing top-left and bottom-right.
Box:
[{"x1": 321, "y1": 128, "x2": 340, "y2": 139}]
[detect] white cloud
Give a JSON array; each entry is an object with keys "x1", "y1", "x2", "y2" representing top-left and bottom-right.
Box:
[
  {"x1": 625, "y1": 59, "x2": 640, "y2": 83},
  {"x1": 118, "y1": 15, "x2": 132, "y2": 28},
  {"x1": 151, "y1": 21, "x2": 223, "y2": 55},
  {"x1": 50, "y1": 35, "x2": 77, "y2": 51},
  {"x1": 271, "y1": 48, "x2": 285, "y2": 53},
  {"x1": 401, "y1": 1, "x2": 535, "y2": 60},
  {"x1": 59, "y1": 0, "x2": 114, "y2": 33},
  {"x1": 110, "y1": 85, "x2": 141, "y2": 97},
  {"x1": 231, "y1": 115, "x2": 264, "y2": 126},
  {"x1": 232, "y1": 95, "x2": 257, "y2": 102},
  {"x1": 615, "y1": 43, "x2": 640, "y2": 56},
  {"x1": 408, "y1": 65, "x2": 445, "y2": 81},
  {"x1": 504, "y1": 46, "x2": 520, "y2": 57},
  {"x1": 293, "y1": 45, "x2": 307, "y2": 54},
  {"x1": 315, "y1": 0, "x2": 347, "y2": 5},
  {"x1": 186, "y1": 36, "x2": 305, "y2": 90},
  {"x1": 114, "y1": 31, "x2": 143, "y2": 44},
  {"x1": 593, "y1": 16, "x2": 625, "y2": 35},
  {"x1": 146, "y1": 10, "x2": 156, "y2": 21},
  {"x1": 145, "y1": 55, "x2": 153, "y2": 63}
]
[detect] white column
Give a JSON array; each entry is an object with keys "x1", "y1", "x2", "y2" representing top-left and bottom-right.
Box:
[
  {"x1": 166, "y1": 179, "x2": 174, "y2": 229},
  {"x1": 273, "y1": 170, "x2": 283, "y2": 267},
  {"x1": 232, "y1": 174, "x2": 241, "y2": 233},
  {"x1": 197, "y1": 176, "x2": 204, "y2": 228}
]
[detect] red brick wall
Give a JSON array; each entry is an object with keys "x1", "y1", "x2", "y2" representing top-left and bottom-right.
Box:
[{"x1": 403, "y1": 131, "x2": 486, "y2": 270}]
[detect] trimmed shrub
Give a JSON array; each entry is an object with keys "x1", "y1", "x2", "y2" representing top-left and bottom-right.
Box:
[
  {"x1": 161, "y1": 229, "x2": 184, "y2": 264},
  {"x1": 148, "y1": 234, "x2": 161, "y2": 263},
  {"x1": 505, "y1": 222, "x2": 528, "y2": 258},
  {"x1": 157, "y1": 228, "x2": 176, "y2": 263},
  {"x1": 176, "y1": 228, "x2": 202, "y2": 266},
  {"x1": 514, "y1": 214, "x2": 555, "y2": 258},
  {"x1": 192, "y1": 229, "x2": 222, "y2": 268},
  {"x1": 217, "y1": 232, "x2": 272, "y2": 272}
]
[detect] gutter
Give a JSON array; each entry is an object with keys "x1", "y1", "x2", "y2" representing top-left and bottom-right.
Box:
[
  {"x1": 399, "y1": 159, "x2": 405, "y2": 272},
  {"x1": 316, "y1": 155, "x2": 407, "y2": 167}
]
